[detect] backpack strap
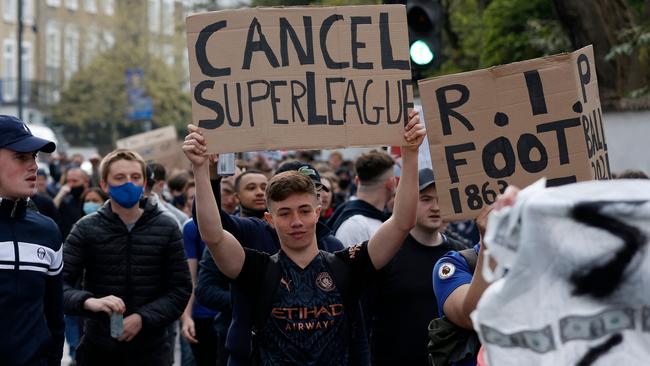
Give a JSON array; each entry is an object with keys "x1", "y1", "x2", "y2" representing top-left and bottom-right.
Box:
[
  {"x1": 458, "y1": 248, "x2": 479, "y2": 275},
  {"x1": 253, "y1": 253, "x2": 281, "y2": 332}
]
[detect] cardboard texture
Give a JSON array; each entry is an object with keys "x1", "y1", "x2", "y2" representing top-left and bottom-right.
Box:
[
  {"x1": 116, "y1": 126, "x2": 190, "y2": 171},
  {"x1": 186, "y1": 5, "x2": 413, "y2": 153},
  {"x1": 419, "y1": 45, "x2": 610, "y2": 220}
]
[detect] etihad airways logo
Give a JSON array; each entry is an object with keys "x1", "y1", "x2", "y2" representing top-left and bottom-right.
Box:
[{"x1": 271, "y1": 304, "x2": 344, "y2": 331}]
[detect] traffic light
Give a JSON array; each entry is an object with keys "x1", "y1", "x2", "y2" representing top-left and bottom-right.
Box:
[{"x1": 406, "y1": 0, "x2": 442, "y2": 73}]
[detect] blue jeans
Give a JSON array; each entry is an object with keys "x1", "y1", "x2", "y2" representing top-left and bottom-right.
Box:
[{"x1": 64, "y1": 315, "x2": 82, "y2": 358}]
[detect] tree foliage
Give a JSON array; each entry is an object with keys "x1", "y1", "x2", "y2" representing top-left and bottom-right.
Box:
[{"x1": 51, "y1": 2, "x2": 191, "y2": 152}]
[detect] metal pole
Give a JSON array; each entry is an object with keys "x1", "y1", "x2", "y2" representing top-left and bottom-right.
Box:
[{"x1": 17, "y1": 0, "x2": 24, "y2": 120}]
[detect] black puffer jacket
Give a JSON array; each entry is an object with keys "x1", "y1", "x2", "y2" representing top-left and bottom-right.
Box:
[{"x1": 62, "y1": 198, "x2": 191, "y2": 350}]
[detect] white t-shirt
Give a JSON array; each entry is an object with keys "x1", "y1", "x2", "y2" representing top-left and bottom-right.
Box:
[{"x1": 334, "y1": 214, "x2": 382, "y2": 248}]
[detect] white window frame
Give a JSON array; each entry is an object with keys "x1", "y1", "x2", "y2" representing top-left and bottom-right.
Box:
[
  {"x1": 65, "y1": 0, "x2": 78, "y2": 11},
  {"x1": 46, "y1": 21, "x2": 61, "y2": 68},
  {"x1": 162, "y1": 0, "x2": 174, "y2": 35},
  {"x1": 63, "y1": 25, "x2": 79, "y2": 81},
  {"x1": 4, "y1": 0, "x2": 15, "y2": 23},
  {"x1": 102, "y1": 0, "x2": 113, "y2": 15},
  {"x1": 85, "y1": 0, "x2": 96, "y2": 13},
  {"x1": 23, "y1": 0, "x2": 35, "y2": 25},
  {"x1": 46, "y1": 0, "x2": 61, "y2": 7},
  {"x1": 3, "y1": 38, "x2": 15, "y2": 101},
  {"x1": 83, "y1": 28, "x2": 98, "y2": 66},
  {"x1": 148, "y1": 0, "x2": 160, "y2": 33}
]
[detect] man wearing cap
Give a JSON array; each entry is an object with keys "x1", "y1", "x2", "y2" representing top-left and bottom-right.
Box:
[
  {"x1": 0, "y1": 115, "x2": 64, "y2": 365},
  {"x1": 368, "y1": 168, "x2": 468, "y2": 365}
]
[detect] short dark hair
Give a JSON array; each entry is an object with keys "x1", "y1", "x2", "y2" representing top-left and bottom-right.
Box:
[
  {"x1": 167, "y1": 171, "x2": 191, "y2": 193},
  {"x1": 81, "y1": 187, "x2": 109, "y2": 203},
  {"x1": 149, "y1": 163, "x2": 166, "y2": 182},
  {"x1": 614, "y1": 169, "x2": 649, "y2": 179},
  {"x1": 355, "y1": 150, "x2": 394, "y2": 183},
  {"x1": 234, "y1": 169, "x2": 266, "y2": 192},
  {"x1": 266, "y1": 171, "x2": 316, "y2": 206}
]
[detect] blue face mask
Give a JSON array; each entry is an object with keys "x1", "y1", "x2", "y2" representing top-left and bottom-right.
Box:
[
  {"x1": 83, "y1": 202, "x2": 102, "y2": 215},
  {"x1": 109, "y1": 182, "x2": 143, "y2": 208}
]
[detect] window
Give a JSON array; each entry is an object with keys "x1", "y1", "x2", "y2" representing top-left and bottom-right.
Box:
[
  {"x1": 4, "y1": 0, "x2": 15, "y2": 22},
  {"x1": 83, "y1": 28, "x2": 98, "y2": 65},
  {"x1": 66, "y1": 0, "x2": 78, "y2": 10},
  {"x1": 85, "y1": 0, "x2": 96, "y2": 13},
  {"x1": 148, "y1": 0, "x2": 159, "y2": 33},
  {"x1": 23, "y1": 0, "x2": 35, "y2": 25},
  {"x1": 46, "y1": 21, "x2": 61, "y2": 68},
  {"x1": 21, "y1": 42, "x2": 31, "y2": 100},
  {"x1": 102, "y1": 0, "x2": 113, "y2": 15},
  {"x1": 3, "y1": 39, "x2": 15, "y2": 101},
  {"x1": 102, "y1": 30, "x2": 114, "y2": 49},
  {"x1": 162, "y1": 0, "x2": 174, "y2": 35},
  {"x1": 46, "y1": 0, "x2": 61, "y2": 7},
  {"x1": 45, "y1": 21, "x2": 61, "y2": 103},
  {"x1": 63, "y1": 25, "x2": 79, "y2": 81}
]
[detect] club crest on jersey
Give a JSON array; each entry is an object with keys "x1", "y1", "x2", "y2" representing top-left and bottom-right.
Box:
[
  {"x1": 316, "y1": 272, "x2": 335, "y2": 292},
  {"x1": 438, "y1": 263, "x2": 455, "y2": 279}
]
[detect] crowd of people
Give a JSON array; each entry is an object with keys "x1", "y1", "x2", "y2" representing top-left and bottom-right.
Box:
[{"x1": 1, "y1": 113, "x2": 648, "y2": 366}]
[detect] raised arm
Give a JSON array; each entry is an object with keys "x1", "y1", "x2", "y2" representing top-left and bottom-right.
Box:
[
  {"x1": 183, "y1": 125, "x2": 245, "y2": 279},
  {"x1": 368, "y1": 110, "x2": 426, "y2": 269}
]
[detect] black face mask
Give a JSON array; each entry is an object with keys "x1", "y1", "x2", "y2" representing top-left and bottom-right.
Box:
[
  {"x1": 70, "y1": 186, "x2": 85, "y2": 199},
  {"x1": 239, "y1": 204, "x2": 266, "y2": 219},
  {"x1": 339, "y1": 179, "x2": 351, "y2": 190}
]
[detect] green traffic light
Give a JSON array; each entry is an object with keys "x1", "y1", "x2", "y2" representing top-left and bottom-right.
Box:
[{"x1": 410, "y1": 40, "x2": 434, "y2": 66}]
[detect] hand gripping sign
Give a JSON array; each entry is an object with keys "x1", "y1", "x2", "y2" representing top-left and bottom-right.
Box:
[
  {"x1": 186, "y1": 5, "x2": 415, "y2": 154},
  {"x1": 419, "y1": 45, "x2": 610, "y2": 220}
]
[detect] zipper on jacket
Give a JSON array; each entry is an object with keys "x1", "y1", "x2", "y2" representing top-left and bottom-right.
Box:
[
  {"x1": 10, "y1": 220, "x2": 18, "y2": 270},
  {"x1": 126, "y1": 231, "x2": 133, "y2": 309}
]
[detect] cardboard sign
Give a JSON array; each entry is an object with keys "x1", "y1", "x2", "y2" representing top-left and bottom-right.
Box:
[
  {"x1": 116, "y1": 126, "x2": 189, "y2": 171},
  {"x1": 186, "y1": 5, "x2": 413, "y2": 153},
  {"x1": 419, "y1": 45, "x2": 611, "y2": 220}
]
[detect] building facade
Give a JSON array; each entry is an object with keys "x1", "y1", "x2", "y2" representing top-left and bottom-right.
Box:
[{"x1": 0, "y1": 0, "x2": 184, "y2": 125}]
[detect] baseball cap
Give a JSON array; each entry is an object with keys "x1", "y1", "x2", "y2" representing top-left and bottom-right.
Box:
[
  {"x1": 275, "y1": 161, "x2": 329, "y2": 192},
  {"x1": 418, "y1": 168, "x2": 435, "y2": 192},
  {"x1": 0, "y1": 115, "x2": 56, "y2": 153}
]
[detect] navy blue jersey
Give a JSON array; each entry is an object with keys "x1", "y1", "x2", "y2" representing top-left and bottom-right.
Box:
[
  {"x1": 236, "y1": 242, "x2": 376, "y2": 365},
  {"x1": 0, "y1": 198, "x2": 64, "y2": 365}
]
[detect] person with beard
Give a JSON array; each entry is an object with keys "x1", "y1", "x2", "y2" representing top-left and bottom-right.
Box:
[
  {"x1": 233, "y1": 170, "x2": 268, "y2": 219},
  {"x1": 369, "y1": 168, "x2": 468, "y2": 365},
  {"x1": 53, "y1": 167, "x2": 89, "y2": 239}
]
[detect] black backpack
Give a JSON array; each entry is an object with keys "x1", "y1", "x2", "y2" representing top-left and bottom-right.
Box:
[{"x1": 427, "y1": 248, "x2": 481, "y2": 366}]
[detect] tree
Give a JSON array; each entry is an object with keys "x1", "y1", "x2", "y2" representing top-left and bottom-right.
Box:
[
  {"x1": 50, "y1": 1, "x2": 191, "y2": 153},
  {"x1": 553, "y1": 0, "x2": 650, "y2": 107}
]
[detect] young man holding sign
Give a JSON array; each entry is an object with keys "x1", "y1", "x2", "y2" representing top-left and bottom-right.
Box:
[{"x1": 184, "y1": 110, "x2": 424, "y2": 364}]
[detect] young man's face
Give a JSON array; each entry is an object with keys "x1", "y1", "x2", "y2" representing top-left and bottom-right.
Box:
[
  {"x1": 220, "y1": 179, "x2": 239, "y2": 214},
  {"x1": 0, "y1": 148, "x2": 38, "y2": 200},
  {"x1": 266, "y1": 192, "x2": 321, "y2": 251},
  {"x1": 100, "y1": 159, "x2": 144, "y2": 192},
  {"x1": 415, "y1": 184, "x2": 442, "y2": 232},
  {"x1": 236, "y1": 173, "x2": 268, "y2": 211}
]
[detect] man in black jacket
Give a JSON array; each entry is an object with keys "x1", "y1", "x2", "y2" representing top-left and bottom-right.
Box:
[{"x1": 62, "y1": 149, "x2": 192, "y2": 366}]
